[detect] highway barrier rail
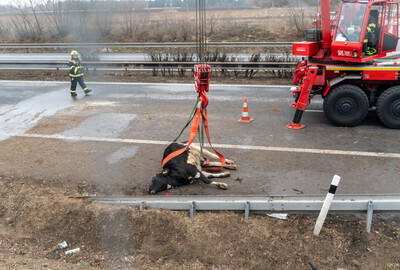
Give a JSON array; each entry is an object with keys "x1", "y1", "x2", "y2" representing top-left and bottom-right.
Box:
[
  {"x1": 0, "y1": 42, "x2": 294, "y2": 50},
  {"x1": 0, "y1": 42, "x2": 298, "y2": 74},
  {"x1": 81, "y1": 194, "x2": 400, "y2": 232},
  {"x1": 0, "y1": 60, "x2": 296, "y2": 72}
]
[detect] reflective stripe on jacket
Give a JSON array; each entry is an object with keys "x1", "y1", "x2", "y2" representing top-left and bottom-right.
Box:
[{"x1": 68, "y1": 59, "x2": 84, "y2": 77}]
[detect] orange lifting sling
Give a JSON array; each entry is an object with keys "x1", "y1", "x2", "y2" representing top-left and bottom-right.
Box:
[{"x1": 161, "y1": 65, "x2": 225, "y2": 171}]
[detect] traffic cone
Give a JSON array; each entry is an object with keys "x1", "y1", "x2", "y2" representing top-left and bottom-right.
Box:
[{"x1": 238, "y1": 97, "x2": 254, "y2": 123}]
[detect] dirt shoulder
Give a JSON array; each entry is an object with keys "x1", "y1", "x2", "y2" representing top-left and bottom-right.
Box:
[{"x1": 0, "y1": 175, "x2": 399, "y2": 270}]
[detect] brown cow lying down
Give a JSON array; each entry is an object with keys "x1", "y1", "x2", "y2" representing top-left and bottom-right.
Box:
[{"x1": 148, "y1": 142, "x2": 237, "y2": 194}]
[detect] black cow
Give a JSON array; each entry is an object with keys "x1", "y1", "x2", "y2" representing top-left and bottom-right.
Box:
[{"x1": 148, "y1": 142, "x2": 237, "y2": 194}]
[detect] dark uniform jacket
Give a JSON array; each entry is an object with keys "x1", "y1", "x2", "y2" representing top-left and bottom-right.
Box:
[{"x1": 68, "y1": 58, "x2": 84, "y2": 78}]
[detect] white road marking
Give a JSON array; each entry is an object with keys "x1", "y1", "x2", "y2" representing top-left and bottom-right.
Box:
[
  {"x1": 12, "y1": 133, "x2": 400, "y2": 159},
  {"x1": 305, "y1": 110, "x2": 323, "y2": 113}
]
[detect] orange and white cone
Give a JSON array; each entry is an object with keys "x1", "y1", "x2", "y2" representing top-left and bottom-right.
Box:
[{"x1": 238, "y1": 97, "x2": 254, "y2": 123}]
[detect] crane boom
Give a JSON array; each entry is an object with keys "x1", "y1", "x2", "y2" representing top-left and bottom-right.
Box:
[{"x1": 320, "y1": 0, "x2": 332, "y2": 53}]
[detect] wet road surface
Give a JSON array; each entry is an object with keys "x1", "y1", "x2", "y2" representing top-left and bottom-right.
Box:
[{"x1": 0, "y1": 80, "x2": 399, "y2": 196}]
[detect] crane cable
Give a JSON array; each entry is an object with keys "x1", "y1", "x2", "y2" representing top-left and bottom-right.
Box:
[
  {"x1": 196, "y1": 0, "x2": 207, "y2": 64},
  {"x1": 195, "y1": 0, "x2": 207, "y2": 153}
]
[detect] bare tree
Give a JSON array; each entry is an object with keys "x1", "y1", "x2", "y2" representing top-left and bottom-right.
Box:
[
  {"x1": 9, "y1": 1, "x2": 43, "y2": 41},
  {"x1": 121, "y1": 0, "x2": 148, "y2": 40},
  {"x1": 75, "y1": 0, "x2": 89, "y2": 40},
  {"x1": 179, "y1": 20, "x2": 192, "y2": 42},
  {"x1": 40, "y1": 0, "x2": 72, "y2": 38},
  {"x1": 94, "y1": 0, "x2": 113, "y2": 39},
  {"x1": 0, "y1": 23, "x2": 11, "y2": 41},
  {"x1": 207, "y1": 13, "x2": 218, "y2": 37},
  {"x1": 288, "y1": 7, "x2": 310, "y2": 34},
  {"x1": 28, "y1": 0, "x2": 42, "y2": 38}
]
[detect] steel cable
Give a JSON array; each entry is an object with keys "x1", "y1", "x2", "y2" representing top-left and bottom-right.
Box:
[{"x1": 196, "y1": 0, "x2": 207, "y2": 64}]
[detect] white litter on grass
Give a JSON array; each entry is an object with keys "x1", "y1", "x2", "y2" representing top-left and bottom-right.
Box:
[
  {"x1": 65, "y1": 247, "x2": 80, "y2": 254},
  {"x1": 266, "y1": 213, "x2": 288, "y2": 220},
  {"x1": 58, "y1": 241, "x2": 68, "y2": 249}
]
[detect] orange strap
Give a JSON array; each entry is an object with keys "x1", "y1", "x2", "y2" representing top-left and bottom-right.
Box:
[
  {"x1": 162, "y1": 107, "x2": 201, "y2": 168},
  {"x1": 201, "y1": 109, "x2": 225, "y2": 171},
  {"x1": 162, "y1": 78, "x2": 225, "y2": 170},
  {"x1": 161, "y1": 106, "x2": 225, "y2": 171}
]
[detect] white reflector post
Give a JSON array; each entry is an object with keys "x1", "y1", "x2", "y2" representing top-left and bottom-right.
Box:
[{"x1": 313, "y1": 174, "x2": 341, "y2": 236}]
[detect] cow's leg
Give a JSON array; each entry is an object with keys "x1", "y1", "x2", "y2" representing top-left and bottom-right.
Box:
[
  {"x1": 202, "y1": 171, "x2": 231, "y2": 178},
  {"x1": 189, "y1": 144, "x2": 236, "y2": 167},
  {"x1": 203, "y1": 161, "x2": 237, "y2": 170},
  {"x1": 210, "y1": 181, "x2": 228, "y2": 189},
  {"x1": 196, "y1": 171, "x2": 229, "y2": 189}
]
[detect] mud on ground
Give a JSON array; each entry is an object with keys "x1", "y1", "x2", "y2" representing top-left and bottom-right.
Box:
[
  {"x1": 1, "y1": 175, "x2": 400, "y2": 270},
  {"x1": 1, "y1": 71, "x2": 399, "y2": 269}
]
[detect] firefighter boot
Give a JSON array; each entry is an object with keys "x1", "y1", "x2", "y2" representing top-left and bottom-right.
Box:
[
  {"x1": 84, "y1": 89, "x2": 92, "y2": 95},
  {"x1": 71, "y1": 91, "x2": 77, "y2": 97}
]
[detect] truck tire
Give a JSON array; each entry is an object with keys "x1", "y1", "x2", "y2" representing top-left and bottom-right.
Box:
[
  {"x1": 323, "y1": 84, "x2": 369, "y2": 127},
  {"x1": 376, "y1": 85, "x2": 400, "y2": 129}
]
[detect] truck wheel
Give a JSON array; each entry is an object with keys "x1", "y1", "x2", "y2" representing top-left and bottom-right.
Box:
[
  {"x1": 376, "y1": 86, "x2": 400, "y2": 129},
  {"x1": 323, "y1": 84, "x2": 369, "y2": 127}
]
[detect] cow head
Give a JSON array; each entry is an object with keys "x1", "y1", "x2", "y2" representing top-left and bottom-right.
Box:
[{"x1": 148, "y1": 172, "x2": 176, "y2": 194}]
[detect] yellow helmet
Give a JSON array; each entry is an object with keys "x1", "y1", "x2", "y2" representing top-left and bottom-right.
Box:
[{"x1": 71, "y1": 50, "x2": 78, "y2": 57}]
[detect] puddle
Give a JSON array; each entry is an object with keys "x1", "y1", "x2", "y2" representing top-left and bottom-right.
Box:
[
  {"x1": 58, "y1": 113, "x2": 137, "y2": 139},
  {"x1": 0, "y1": 89, "x2": 75, "y2": 141},
  {"x1": 105, "y1": 145, "x2": 139, "y2": 164}
]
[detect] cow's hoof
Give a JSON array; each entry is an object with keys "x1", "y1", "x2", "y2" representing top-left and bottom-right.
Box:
[
  {"x1": 225, "y1": 164, "x2": 237, "y2": 170},
  {"x1": 217, "y1": 183, "x2": 228, "y2": 189}
]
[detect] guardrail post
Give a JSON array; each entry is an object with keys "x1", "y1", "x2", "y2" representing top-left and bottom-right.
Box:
[
  {"x1": 244, "y1": 201, "x2": 250, "y2": 220},
  {"x1": 190, "y1": 201, "x2": 196, "y2": 218},
  {"x1": 314, "y1": 175, "x2": 341, "y2": 236},
  {"x1": 139, "y1": 201, "x2": 145, "y2": 212},
  {"x1": 366, "y1": 200, "x2": 374, "y2": 233}
]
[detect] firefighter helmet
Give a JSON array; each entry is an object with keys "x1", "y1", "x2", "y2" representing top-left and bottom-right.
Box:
[
  {"x1": 71, "y1": 50, "x2": 78, "y2": 57},
  {"x1": 366, "y1": 47, "x2": 377, "y2": 55}
]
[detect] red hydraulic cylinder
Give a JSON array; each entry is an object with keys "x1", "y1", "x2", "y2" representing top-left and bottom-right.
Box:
[
  {"x1": 320, "y1": 0, "x2": 332, "y2": 53},
  {"x1": 287, "y1": 66, "x2": 318, "y2": 129}
]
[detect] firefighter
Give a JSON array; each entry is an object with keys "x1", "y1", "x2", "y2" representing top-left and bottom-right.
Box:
[
  {"x1": 68, "y1": 50, "x2": 92, "y2": 97},
  {"x1": 365, "y1": 10, "x2": 378, "y2": 55}
]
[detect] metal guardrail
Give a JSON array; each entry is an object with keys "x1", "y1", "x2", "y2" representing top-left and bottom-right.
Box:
[
  {"x1": 84, "y1": 194, "x2": 400, "y2": 212},
  {"x1": 82, "y1": 194, "x2": 400, "y2": 231},
  {"x1": 0, "y1": 60, "x2": 296, "y2": 72},
  {"x1": 0, "y1": 42, "x2": 294, "y2": 49}
]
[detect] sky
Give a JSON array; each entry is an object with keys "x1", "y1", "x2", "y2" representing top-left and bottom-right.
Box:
[{"x1": 0, "y1": 0, "x2": 28, "y2": 7}]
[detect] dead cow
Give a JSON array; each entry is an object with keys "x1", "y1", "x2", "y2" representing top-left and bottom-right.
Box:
[{"x1": 148, "y1": 142, "x2": 236, "y2": 194}]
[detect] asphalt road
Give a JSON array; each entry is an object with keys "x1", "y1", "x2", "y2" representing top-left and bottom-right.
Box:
[{"x1": 0, "y1": 80, "x2": 399, "y2": 196}]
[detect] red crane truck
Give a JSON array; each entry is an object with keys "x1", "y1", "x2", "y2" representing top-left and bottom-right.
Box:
[{"x1": 288, "y1": 0, "x2": 400, "y2": 129}]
